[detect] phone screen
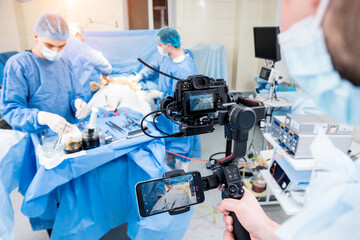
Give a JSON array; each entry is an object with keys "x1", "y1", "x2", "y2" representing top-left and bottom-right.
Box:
[{"x1": 136, "y1": 172, "x2": 204, "y2": 217}]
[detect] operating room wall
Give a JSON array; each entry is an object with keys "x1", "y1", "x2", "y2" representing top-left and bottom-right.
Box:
[
  {"x1": 1, "y1": 0, "x2": 279, "y2": 91},
  {"x1": 0, "y1": 0, "x2": 22, "y2": 52},
  {"x1": 234, "y1": 0, "x2": 279, "y2": 90},
  {"x1": 176, "y1": 0, "x2": 279, "y2": 91},
  {"x1": 0, "y1": 0, "x2": 126, "y2": 52}
]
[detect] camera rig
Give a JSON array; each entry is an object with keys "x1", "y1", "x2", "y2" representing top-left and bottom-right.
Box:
[{"x1": 138, "y1": 58, "x2": 265, "y2": 240}]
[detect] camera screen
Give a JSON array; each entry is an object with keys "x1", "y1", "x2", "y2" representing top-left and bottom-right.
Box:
[
  {"x1": 184, "y1": 90, "x2": 215, "y2": 114},
  {"x1": 139, "y1": 173, "x2": 198, "y2": 217}
]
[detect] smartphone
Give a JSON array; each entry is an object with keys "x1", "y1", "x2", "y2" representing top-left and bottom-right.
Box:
[{"x1": 135, "y1": 171, "x2": 205, "y2": 217}]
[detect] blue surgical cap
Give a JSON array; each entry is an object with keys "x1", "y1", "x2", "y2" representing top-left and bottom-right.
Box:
[
  {"x1": 34, "y1": 13, "x2": 70, "y2": 40},
  {"x1": 156, "y1": 26, "x2": 181, "y2": 47}
]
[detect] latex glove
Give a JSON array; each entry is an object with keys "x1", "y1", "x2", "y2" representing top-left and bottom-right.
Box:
[
  {"x1": 74, "y1": 99, "x2": 89, "y2": 119},
  {"x1": 100, "y1": 74, "x2": 110, "y2": 88},
  {"x1": 37, "y1": 111, "x2": 73, "y2": 134},
  {"x1": 148, "y1": 89, "x2": 164, "y2": 99},
  {"x1": 217, "y1": 188, "x2": 280, "y2": 240},
  {"x1": 128, "y1": 74, "x2": 142, "y2": 84},
  {"x1": 90, "y1": 81, "x2": 100, "y2": 92}
]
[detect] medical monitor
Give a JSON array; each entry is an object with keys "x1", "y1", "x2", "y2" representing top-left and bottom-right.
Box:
[
  {"x1": 259, "y1": 67, "x2": 273, "y2": 82},
  {"x1": 253, "y1": 27, "x2": 281, "y2": 62}
]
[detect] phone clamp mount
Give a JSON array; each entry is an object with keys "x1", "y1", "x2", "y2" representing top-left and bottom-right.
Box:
[{"x1": 163, "y1": 169, "x2": 191, "y2": 215}]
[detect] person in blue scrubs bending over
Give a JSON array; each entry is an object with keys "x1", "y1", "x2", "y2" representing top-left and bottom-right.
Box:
[
  {"x1": 131, "y1": 26, "x2": 200, "y2": 171},
  {"x1": 0, "y1": 13, "x2": 88, "y2": 134},
  {"x1": 63, "y1": 22, "x2": 112, "y2": 102}
]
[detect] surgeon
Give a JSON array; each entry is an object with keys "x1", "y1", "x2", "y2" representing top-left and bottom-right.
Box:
[
  {"x1": 131, "y1": 26, "x2": 199, "y2": 171},
  {"x1": 63, "y1": 23, "x2": 112, "y2": 102},
  {"x1": 0, "y1": 13, "x2": 88, "y2": 134},
  {"x1": 217, "y1": 0, "x2": 360, "y2": 239}
]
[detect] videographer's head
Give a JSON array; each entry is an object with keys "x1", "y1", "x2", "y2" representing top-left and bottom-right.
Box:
[
  {"x1": 323, "y1": 0, "x2": 360, "y2": 86},
  {"x1": 281, "y1": 0, "x2": 360, "y2": 86},
  {"x1": 156, "y1": 26, "x2": 182, "y2": 57}
]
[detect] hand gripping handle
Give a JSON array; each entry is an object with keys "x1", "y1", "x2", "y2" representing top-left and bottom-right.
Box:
[{"x1": 230, "y1": 211, "x2": 251, "y2": 240}]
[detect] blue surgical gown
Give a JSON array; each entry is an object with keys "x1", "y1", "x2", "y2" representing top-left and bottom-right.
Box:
[
  {"x1": 0, "y1": 51, "x2": 84, "y2": 132},
  {"x1": 140, "y1": 49, "x2": 201, "y2": 159},
  {"x1": 63, "y1": 37, "x2": 112, "y2": 102}
]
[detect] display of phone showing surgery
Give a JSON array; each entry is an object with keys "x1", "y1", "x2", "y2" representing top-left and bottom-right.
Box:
[{"x1": 136, "y1": 172, "x2": 205, "y2": 217}]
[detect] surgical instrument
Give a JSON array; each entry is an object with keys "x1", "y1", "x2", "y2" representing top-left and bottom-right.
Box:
[
  {"x1": 111, "y1": 129, "x2": 146, "y2": 143},
  {"x1": 105, "y1": 130, "x2": 118, "y2": 140},
  {"x1": 108, "y1": 121, "x2": 127, "y2": 133},
  {"x1": 53, "y1": 124, "x2": 67, "y2": 149}
]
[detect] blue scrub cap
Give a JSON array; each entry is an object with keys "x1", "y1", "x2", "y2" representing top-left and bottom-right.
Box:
[
  {"x1": 156, "y1": 26, "x2": 181, "y2": 47},
  {"x1": 34, "y1": 13, "x2": 70, "y2": 40}
]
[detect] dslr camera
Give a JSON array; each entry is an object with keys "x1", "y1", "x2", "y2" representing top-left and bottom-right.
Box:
[{"x1": 159, "y1": 74, "x2": 265, "y2": 137}]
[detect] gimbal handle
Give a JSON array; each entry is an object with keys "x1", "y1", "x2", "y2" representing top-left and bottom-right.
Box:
[{"x1": 230, "y1": 211, "x2": 251, "y2": 240}]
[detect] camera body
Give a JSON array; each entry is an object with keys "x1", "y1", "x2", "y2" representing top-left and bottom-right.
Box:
[
  {"x1": 175, "y1": 75, "x2": 229, "y2": 117},
  {"x1": 160, "y1": 75, "x2": 265, "y2": 137}
]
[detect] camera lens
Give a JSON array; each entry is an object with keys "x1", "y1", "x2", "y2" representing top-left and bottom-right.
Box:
[{"x1": 193, "y1": 76, "x2": 210, "y2": 89}]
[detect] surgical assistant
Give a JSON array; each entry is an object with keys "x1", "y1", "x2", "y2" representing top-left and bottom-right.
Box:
[
  {"x1": 63, "y1": 23, "x2": 112, "y2": 102},
  {"x1": 0, "y1": 13, "x2": 87, "y2": 133},
  {"x1": 132, "y1": 26, "x2": 200, "y2": 169}
]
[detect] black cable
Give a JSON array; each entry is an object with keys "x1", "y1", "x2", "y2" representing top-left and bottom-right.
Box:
[
  {"x1": 137, "y1": 58, "x2": 184, "y2": 81},
  {"x1": 273, "y1": 82, "x2": 278, "y2": 100},
  {"x1": 153, "y1": 113, "x2": 171, "y2": 136},
  {"x1": 163, "y1": 103, "x2": 182, "y2": 126},
  {"x1": 209, "y1": 152, "x2": 226, "y2": 161},
  {"x1": 141, "y1": 109, "x2": 176, "y2": 139},
  {"x1": 165, "y1": 102, "x2": 215, "y2": 129}
]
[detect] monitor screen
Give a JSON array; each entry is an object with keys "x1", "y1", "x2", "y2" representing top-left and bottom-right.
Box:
[
  {"x1": 253, "y1": 27, "x2": 281, "y2": 62},
  {"x1": 259, "y1": 67, "x2": 272, "y2": 82}
]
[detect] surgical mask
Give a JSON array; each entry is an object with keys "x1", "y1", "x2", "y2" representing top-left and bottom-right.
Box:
[
  {"x1": 173, "y1": 55, "x2": 185, "y2": 63},
  {"x1": 39, "y1": 41, "x2": 64, "y2": 61},
  {"x1": 157, "y1": 46, "x2": 168, "y2": 56},
  {"x1": 278, "y1": 0, "x2": 334, "y2": 82}
]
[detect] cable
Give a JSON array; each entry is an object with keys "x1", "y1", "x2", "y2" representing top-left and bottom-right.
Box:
[
  {"x1": 242, "y1": 168, "x2": 265, "y2": 180},
  {"x1": 165, "y1": 150, "x2": 208, "y2": 163},
  {"x1": 237, "y1": 151, "x2": 287, "y2": 169},
  {"x1": 164, "y1": 102, "x2": 215, "y2": 129},
  {"x1": 242, "y1": 157, "x2": 251, "y2": 179},
  {"x1": 209, "y1": 152, "x2": 226, "y2": 161},
  {"x1": 240, "y1": 151, "x2": 288, "y2": 180},
  {"x1": 153, "y1": 113, "x2": 171, "y2": 136},
  {"x1": 164, "y1": 145, "x2": 287, "y2": 167},
  {"x1": 137, "y1": 58, "x2": 184, "y2": 81},
  {"x1": 273, "y1": 83, "x2": 278, "y2": 100},
  {"x1": 193, "y1": 206, "x2": 217, "y2": 223},
  {"x1": 140, "y1": 109, "x2": 177, "y2": 139},
  {"x1": 247, "y1": 126, "x2": 257, "y2": 156}
]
